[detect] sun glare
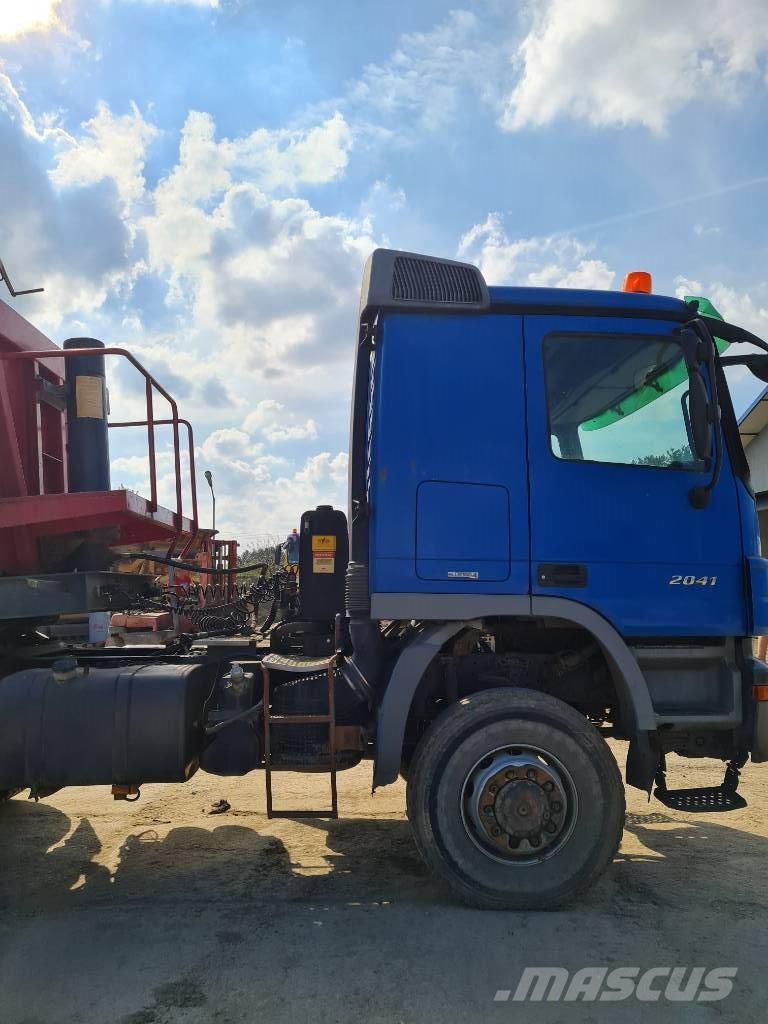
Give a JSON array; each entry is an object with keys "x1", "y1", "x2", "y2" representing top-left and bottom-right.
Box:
[{"x1": 0, "y1": 0, "x2": 59, "y2": 41}]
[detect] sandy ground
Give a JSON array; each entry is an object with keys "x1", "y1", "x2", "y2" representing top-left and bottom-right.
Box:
[{"x1": 1, "y1": 743, "x2": 767, "y2": 1024}]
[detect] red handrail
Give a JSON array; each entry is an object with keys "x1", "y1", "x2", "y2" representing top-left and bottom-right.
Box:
[
  {"x1": 0, "y1": 347, "x2": 198, "y2": 553},
  {"x1": 110, "y1": 417, "x2": 198, "y2": 556}
]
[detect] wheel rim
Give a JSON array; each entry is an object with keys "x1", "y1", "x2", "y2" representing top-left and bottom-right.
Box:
[{"x1": 461, "y1": 745, "x2": 578, "y2": 866}]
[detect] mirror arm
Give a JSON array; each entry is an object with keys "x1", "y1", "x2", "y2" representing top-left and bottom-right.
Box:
[
  {"x1": 719, "y1": 354, "x2": 768, "y2": 384},
  {"x1": 719, "y1": 355, "x2": 761, "y2": 368},
  {"x1": 699, "y1": 314, "x2": 768, "y2": 354},
  {"x1": 688, "y1": 319, "x2": 722, "y2": 510}
]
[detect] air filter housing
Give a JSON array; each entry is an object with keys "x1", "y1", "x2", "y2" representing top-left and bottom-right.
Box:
[{"x1": 359, "y1": 248, "x2": 490, "y2": 317}]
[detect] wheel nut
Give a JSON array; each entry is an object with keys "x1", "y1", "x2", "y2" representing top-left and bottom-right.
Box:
[
  {"x1": 551, "y1": 800, "x2": 562, "y2": 813},
  {"x1": 505, "y1": 770, "x2": 516, "y2": 780},
  {"x1": 491, "y1": 826, "x2": 502, "y2": 837},
  {"x1": 483, "y1": 805, "x2": 494, "y2": 816},
  {"x1": 529, "y1": 834, "x2": 541, "y2": 847},
  {"x1": 543, "y1": 781, "x2": 554, "y2": 792},
  {"x1": 545, "y1": 821, "x2": 558, "y2": 834},
  {"x1": 488, "y1": 784, "x2": 498, "y2": 794},
  {"x1": 526, "y1": 769, "x2": 536, "y2": 781}
]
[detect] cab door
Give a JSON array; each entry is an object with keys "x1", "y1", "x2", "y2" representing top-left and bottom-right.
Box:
[
  {"x1": 370, "y1": 312, "x2": 530, "y2": 596},
  {"x1": 525, "y1": 314, "x2": 746, "y2": 638}
]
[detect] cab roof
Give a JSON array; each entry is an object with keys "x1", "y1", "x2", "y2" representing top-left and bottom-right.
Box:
[
  {"x1": 487, "y1": 285, "x2": 690, "y2": 317},
  {"x1": 358, "y1": 249, "x2": 692, "y2": 322}
]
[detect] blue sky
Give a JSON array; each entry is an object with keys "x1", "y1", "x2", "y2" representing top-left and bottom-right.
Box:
[{"x1": 1, "y1": 0, "x2": 767, "y2": 540}]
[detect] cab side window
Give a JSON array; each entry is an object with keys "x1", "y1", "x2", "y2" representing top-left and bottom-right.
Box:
[{"x1": 544, "y1": 333, "x2": 705, "y2": 471}]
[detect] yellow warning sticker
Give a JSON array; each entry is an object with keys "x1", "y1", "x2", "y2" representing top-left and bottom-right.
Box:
[
  {"x1": 311, "y1": 534, "x2": 336, "y2": 553},
  {"x1": 313, "y1": 552, "x2": 335, "y2": 574},
  {"x1": 75, "y1": 376, "x2": 104, "y2": 419}
]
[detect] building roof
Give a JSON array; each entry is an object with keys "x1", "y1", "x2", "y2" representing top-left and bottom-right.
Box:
[{"x1": 738, "y1": 384, "x2": 768, "y2": 448}]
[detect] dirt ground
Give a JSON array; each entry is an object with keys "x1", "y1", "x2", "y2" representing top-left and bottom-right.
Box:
[{"x1": 1, "y1": 742, "x2": 767, "y2": 1024}]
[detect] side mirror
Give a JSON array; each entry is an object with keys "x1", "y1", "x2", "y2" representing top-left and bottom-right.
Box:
[
  {"x1": 688, "y1": 370, "x2": 712, "y2": 462},
  {"x1": 721, "y1": 353, "x2": 768, "y2": 383}
]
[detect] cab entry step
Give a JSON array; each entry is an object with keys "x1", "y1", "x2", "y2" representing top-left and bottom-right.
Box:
[
  {"x1": 653, "y1": 785, "x2": 747, "y2": 812},
  {"x1": 654, "y1": 755, "x2": 747, "y2": 813}
]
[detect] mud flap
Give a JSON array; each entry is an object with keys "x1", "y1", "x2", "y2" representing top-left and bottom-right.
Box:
[{"x1": 626, "y1": 731, "x2": 658, "y2": 793}]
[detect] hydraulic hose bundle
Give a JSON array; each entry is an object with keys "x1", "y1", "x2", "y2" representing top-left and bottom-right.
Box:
[
  {"x1": 121, "y1": 550, "x2": 299, "y2": 636},
  {"x1": 167, "y1": 582, "x2": 263, "y2": 633},
  {"x1": 154, "y1": 568, "x2": 299, "y2": 636}
]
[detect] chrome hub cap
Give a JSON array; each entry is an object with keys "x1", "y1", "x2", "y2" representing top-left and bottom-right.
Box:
[{"x1": 462, "y1": 747, "x2": 577, "y2": 865}]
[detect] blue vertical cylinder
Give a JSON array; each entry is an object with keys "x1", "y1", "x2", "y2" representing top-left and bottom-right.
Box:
[{"x1": 63, "y1": 337, "x2": 111, "y2": 493}]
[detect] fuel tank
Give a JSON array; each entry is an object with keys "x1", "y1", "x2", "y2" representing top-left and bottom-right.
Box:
[{"x1": 0, "y1": 660, "x2": 210, "y2": 790}]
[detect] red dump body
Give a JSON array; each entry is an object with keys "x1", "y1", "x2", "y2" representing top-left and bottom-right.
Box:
[{"x1": 0, "y1": 299, "x2": 197, "y2": 573}]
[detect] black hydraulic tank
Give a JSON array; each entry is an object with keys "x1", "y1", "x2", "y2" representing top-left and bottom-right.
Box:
[
  {"x1": 298, "y1": 506, "x2": 348, "y2": 621},
  {"x1": 63, "y1": 337, "x2": 111, "y2": 492}
]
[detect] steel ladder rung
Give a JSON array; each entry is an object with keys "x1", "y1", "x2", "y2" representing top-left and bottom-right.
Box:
[{"x1": 262, "y1": 655, "x2": 338, "y2": 820}]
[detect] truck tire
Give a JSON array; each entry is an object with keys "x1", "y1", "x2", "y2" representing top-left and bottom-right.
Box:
[{"x1": 405, "y1": 687, "x2": 624, "y2": 910}]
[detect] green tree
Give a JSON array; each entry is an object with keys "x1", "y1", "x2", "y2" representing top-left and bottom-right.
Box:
[{"x1": 633, "y1": 445, "x2": 695, "y2": 468}]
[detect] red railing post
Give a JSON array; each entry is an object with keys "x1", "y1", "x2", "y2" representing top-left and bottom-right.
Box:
[
  {"x1": 145, "y1": 377, "x2": 158, "y2": 512},
  {"x1": 171, "y1": 406, "x2": 182, "y2": 531},
  {"x1": 180, "y1": 422, "x2": 198, "y2": 557}
]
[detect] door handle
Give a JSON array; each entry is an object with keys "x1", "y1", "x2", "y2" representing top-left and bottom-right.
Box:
[{"x1": 537, "y1": 563, "x2": 587, "y2": 588}]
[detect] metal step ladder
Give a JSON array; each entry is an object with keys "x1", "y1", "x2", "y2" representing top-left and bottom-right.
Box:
[{"x1": 261, "y1": 653, "x2": 338, "y2": 819}]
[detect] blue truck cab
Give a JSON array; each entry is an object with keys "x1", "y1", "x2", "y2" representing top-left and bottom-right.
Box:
[{"x1": 341, "y1": 249, "x2": 768, "y2": 908}]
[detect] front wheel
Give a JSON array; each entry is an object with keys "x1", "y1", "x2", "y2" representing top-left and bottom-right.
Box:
[{"x1": 406, "y1": 688, "x2": 625, "y2": 910}]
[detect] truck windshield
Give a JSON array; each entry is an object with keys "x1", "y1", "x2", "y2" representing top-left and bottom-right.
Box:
[{"x1": 544, "y1": 333, "x2": 706, "y2": 470}]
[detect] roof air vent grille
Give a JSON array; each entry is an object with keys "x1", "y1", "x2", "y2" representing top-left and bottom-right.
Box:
[{"x1": 392, "y1": 256, "x2": 483, "y2": 305}]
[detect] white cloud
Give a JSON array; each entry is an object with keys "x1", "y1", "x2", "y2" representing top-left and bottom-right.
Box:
[
  {"x1": 110, "y1": 183, "x2": 359, "y2": 533},
  {"x1": 111, "y1": 453, "x2": 156, "y2": 479},
  {"x1": 0, "y1": 1, "x2": 62, "y2": 41},
  {"x1": 458, "y1": 213, "x2": 615, "y2": 290},
  {"x1": 147, "y1": 109, "x2": 352, "y2": 213},
  {"x1": 345, "y1": 9, "x2": 514, "y2": 133},
  {"x1": 0, "y1": 74, "x2": 136, "y2": 331},
  {"x1": 243, "y1": 400, "x2": 318, "y2": 443},
  {"x1": 200, "y1": 428, "x2": 263, "y2": 467},
  {"x1": 504, "y1": 0, "x2": 768, "y2": 132},
  {"x1": 120, "y1": 0, "x2": 219, "y2": 7},
  {"x1": 139, "y1": 109, "x2": 365, "y2": 373},
  {"x1": 235, "y1": 112, "x2": 352, "y2": 193},
  {"x1": 675, "y1": 278, "x2": 768, "y2": 339},
  {"x1": 114, "y1": 102, "x2": 376, "y2": 535},
  {"x1": 359, "y1": 179, "x2": 406, "y2": 221},
  {"x1": 191, "y1": 428, "x2": 347, "y2": 535},
  {"x1": 112, "y1": 430, "x2": 349, "y2": 537},
  {"x1": 226, "y1": 451, "x2": 348, "y2": 537},
  {"x1": 296, "y1": 451, "x2": 348, "y2": 487},
  {"x1": 0, "y1": 71, "x2": 57, "y2": 141},
  {"x1": 51, "y1": 101, "x2": 159, "y2": 205},
  {"x1": 112, "y1": 428, "x2": 283, "y2": 524},
  {"x1": 141, "y1": 108, "x2": 375, "y2": 383}
]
